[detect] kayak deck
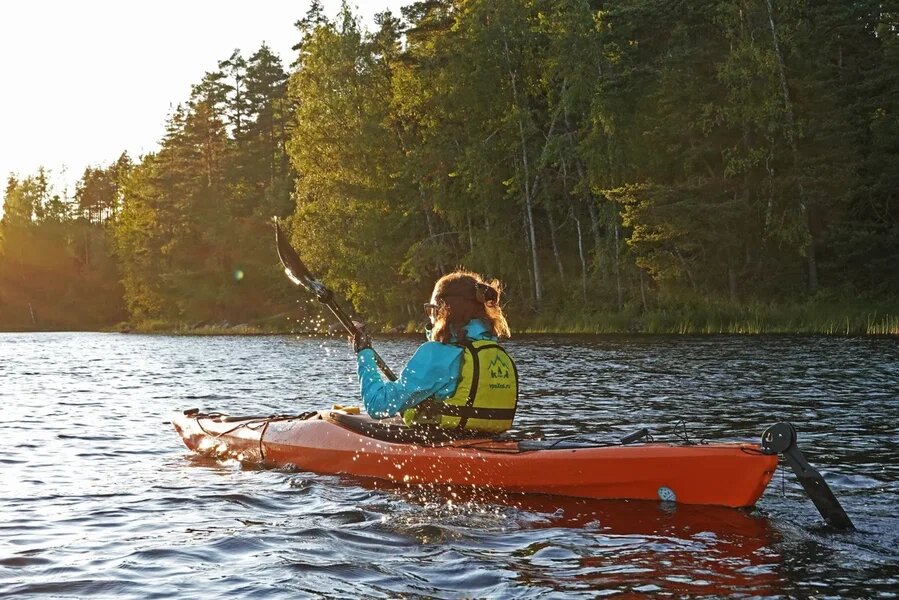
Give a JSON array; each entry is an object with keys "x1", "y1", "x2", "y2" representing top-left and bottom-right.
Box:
[{"x1": 172, "y1": 410, "x2": 778, "y2": 508}]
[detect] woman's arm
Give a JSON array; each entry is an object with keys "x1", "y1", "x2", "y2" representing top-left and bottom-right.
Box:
[{"x1": 356, "y1": 342, "x2": 463, "y2": 418}]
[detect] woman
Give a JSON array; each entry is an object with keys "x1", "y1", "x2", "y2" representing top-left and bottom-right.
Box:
[{"x1": 351, "y1": 270, "x2": 518, "y2": 433}]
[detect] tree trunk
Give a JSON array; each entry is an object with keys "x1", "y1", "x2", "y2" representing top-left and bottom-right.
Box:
[
  {"x1": 587, "y1": 198, "x2": 602, "y2": 259},
  {"x1": 523, "y1": 213, "x2": 536, "y2": 309},
  {"x1": 728, "y1": 260, "x2": 738, "y2": 303},
  {"x1": 573, "y1": 157, "x2": 603, "y2": 259},
  {"x1": 676, "y1": 250, "x2": 697, "y2": 290},
  {"x1": 765, "y1": 0, "x2": 818, "y2": 293},
  {"x1": 766, "y1": 0, "x2": 796, "y2": 139},
  {"x1": 421, "y1": 189, "x2": 444, "y2": 275},
  {"x1": 515, "y1": 268, "x2": 527, "y2": 311},
  {"x1": 639, "y1": 270, "x2": 648, "y2": 313},
  {"x1": 523, "y1": 188, "x2": 542, "y2": 308},
  {"x1": 613, "y1": 205, "x2": 623, "y2": 310},
  {"x1": 564, "y1": 101, "x2": 602, "y2": 270},
  {"x1": 503, "y1": 39, "x2": 567, "y2": 310},
  {"x1": 511, "y1": 90, "x2": 542, "y2": 308},
  {"x1": 83, "y1": 230, "x2": 91, "y2": 269},
  {"x1": 547, "y1": 209, "x2": 565, "y2": 281},
  {"x1": 807, "y1": 232, "x2": 819, "y2": 295},
  {"x1": 574, "y1": 211, "x2": 588, "y2": 303}
]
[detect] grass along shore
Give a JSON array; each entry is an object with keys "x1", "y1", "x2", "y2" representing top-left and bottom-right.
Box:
[
  {"x1": 110, "y1": 300, "x2": 899, "y2": 336},
  {"x1": 518, "y1": 303, "x2": 899, "y2": 336}
]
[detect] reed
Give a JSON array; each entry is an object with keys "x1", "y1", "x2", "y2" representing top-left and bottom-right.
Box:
[
  {"x1": 866, "y1": 314, "x2": 899, "y2": 335},
  {"x1": 120, "y1": 302, "x2": 898, "y2": 337},
  {"x1": 517, "y1": 301, "x2": 899, "y2": 336},
  {"x1": 129, "y1": 320, "x2": 277, "y2": 335}
]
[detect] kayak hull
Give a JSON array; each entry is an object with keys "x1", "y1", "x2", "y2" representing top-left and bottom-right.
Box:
[{"x1": 172, "y1": 411, "x2": 777, "y2": 508}]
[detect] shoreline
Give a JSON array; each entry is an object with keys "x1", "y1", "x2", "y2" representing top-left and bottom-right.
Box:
[
  {"x1": 128, "y1": 306, "x2": 899, "y2": 336},
  {"x1": 4, "y1": 301, "x2": 897, "y2": 337},
  {"x1": 3, "y1": 321, "x2": 897, "y2": 337}
]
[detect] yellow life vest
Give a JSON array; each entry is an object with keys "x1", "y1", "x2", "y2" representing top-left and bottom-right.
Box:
[{"x1": 402, "y1": 339, "x2": 518, "y2": 433}]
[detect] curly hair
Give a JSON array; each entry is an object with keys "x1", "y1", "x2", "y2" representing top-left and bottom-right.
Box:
[{"x1": 430, "y1": 270, "x2": 510, "y2": 343}]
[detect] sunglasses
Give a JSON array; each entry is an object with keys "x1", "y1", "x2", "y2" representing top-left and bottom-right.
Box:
[
  {"x1": 423, "y1": 303, "x2": 439, "y2": 318},
  {"x1": 423, "y1": 293, "x2": 472, "y2": 318}
]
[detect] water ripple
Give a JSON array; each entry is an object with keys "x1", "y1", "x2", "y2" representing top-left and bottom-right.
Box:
[{"x1": 0, "y1": 332, "x2": 896, "y2": 597}]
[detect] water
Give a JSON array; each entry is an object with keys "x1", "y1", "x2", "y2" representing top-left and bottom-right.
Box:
[{"x1": 1, "y1": 332, "x2": 897, "y2": 598}]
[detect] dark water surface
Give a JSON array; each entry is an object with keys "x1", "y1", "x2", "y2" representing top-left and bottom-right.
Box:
[{"x1": 1, "y1": 332, "x2": 897, "y2": 598}]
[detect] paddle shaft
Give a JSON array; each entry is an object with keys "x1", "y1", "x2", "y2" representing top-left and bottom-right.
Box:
[
  {"x1": 274, "y1": 221, "x2": 397, "y2": 382},
  {"x1": 322, "y1": 297, "x2": 398, "y2": 382}
]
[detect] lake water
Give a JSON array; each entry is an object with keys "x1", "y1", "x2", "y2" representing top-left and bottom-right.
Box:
[{"x1": 1, "y1": 332, "x2": 897, "y2": 598}]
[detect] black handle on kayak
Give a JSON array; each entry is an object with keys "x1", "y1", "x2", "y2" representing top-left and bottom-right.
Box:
[
  {"x1": 761, "y1": 422, "x2": 854, "y2": 530},
  {"x1": 275, "y1": 221, "x2": 398, "y2": 382},
  {"x1": 620, "y1": 428, "x2": 650, "y2": 445}
]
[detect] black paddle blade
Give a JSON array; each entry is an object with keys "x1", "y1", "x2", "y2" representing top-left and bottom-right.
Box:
[
  {"x1": 784, "y1": 446, "x2": 855, "y2": 530},
  {"x1": 762, "y1": 422, "x2": 855, "y2": 530},
  {"x1": 272, "y1": 220, "x2": 398, "y2": 382},
  {"x1": 274, "y1": 222, "x2": 331, "y2": 301}
]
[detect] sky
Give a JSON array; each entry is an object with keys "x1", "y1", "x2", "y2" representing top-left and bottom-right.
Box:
[{"x1": 0, "y1": 0, "x2": 407, "y2": 203}]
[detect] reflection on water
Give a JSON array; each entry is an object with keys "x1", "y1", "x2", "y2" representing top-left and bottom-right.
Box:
[
  {"x1": 374, "y1": 484, "x2": 784, "y2": 598},
  {"x1": 0, "y1": 332, "x2": 897, "y2": 597}
]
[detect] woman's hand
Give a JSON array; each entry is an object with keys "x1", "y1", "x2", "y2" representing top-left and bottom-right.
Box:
[{"x1": 349, "y1": 321, "x2": 372, "y2": 353}]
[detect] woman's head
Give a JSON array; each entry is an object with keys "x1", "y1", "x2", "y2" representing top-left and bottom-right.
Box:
[{"x1": 425, "y1": 270, "x2": 510, "y2": 343}]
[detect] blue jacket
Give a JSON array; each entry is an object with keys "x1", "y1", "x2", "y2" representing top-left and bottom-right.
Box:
[{"x1": 356, "y1": 319, "x2": 497, "y2": 418}]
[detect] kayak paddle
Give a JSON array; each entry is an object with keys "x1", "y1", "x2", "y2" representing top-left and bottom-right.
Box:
[
  {"x1": 761, "y1": 422, "x2": 855, "y2": 530},
  {"x1": 274, "y1": 221, "x2": 398, "y2": 381}
]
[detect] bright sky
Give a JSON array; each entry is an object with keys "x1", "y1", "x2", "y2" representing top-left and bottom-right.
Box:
[{"x1": 0, "y1": 0, "x2": 406, "y2": 203}]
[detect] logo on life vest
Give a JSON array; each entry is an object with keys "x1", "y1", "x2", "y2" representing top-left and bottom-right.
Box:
[{"x1": 488, "y1": 355, "x2": 511, "y2": 379}]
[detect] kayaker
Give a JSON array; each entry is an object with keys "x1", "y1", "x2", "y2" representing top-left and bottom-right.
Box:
[{"x1": 351, "y1": 270, "x2": 519, "y2": 433}]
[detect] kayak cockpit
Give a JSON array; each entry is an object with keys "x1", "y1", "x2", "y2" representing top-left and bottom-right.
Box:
[{"x1": 325, "y1": 411, "x2": 498, "y2": 445}]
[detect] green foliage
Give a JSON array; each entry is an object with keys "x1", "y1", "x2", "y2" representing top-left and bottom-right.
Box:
[
  {"x1": 111, "y1": 44, "x2": 298, "y2": 328},
  {"x1": 2, "y1": 0, "x2": 896, "y2": 333},
  {"x1": 1, "y1": 41, "x2": 303, "y2": 332},
  {"x1": 0, "y1": 171, "x2": 125, "y2": 330},
  {"x1": 287, "y1": 5, "x2": 421, "y2": 321}
]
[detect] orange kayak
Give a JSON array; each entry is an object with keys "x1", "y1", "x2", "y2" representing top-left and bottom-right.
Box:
[{"x1": 172, "y1": 410, "x2": 778, "y2": 508}]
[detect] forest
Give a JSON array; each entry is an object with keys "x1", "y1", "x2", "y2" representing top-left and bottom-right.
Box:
[{"x1": 1, "y1": 0, "x2": 897, "y2": 334}]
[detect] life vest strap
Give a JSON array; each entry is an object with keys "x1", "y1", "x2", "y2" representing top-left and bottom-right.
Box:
[
  {"x1": 465, "y1": 342, "x2": 501, "y2": 352},
  {"x1": 458, "y1": 340, "x2": 481, "y2": 429},
  {"x1": 438, "y1": 404, "x2": 516, "y2": 421}
]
